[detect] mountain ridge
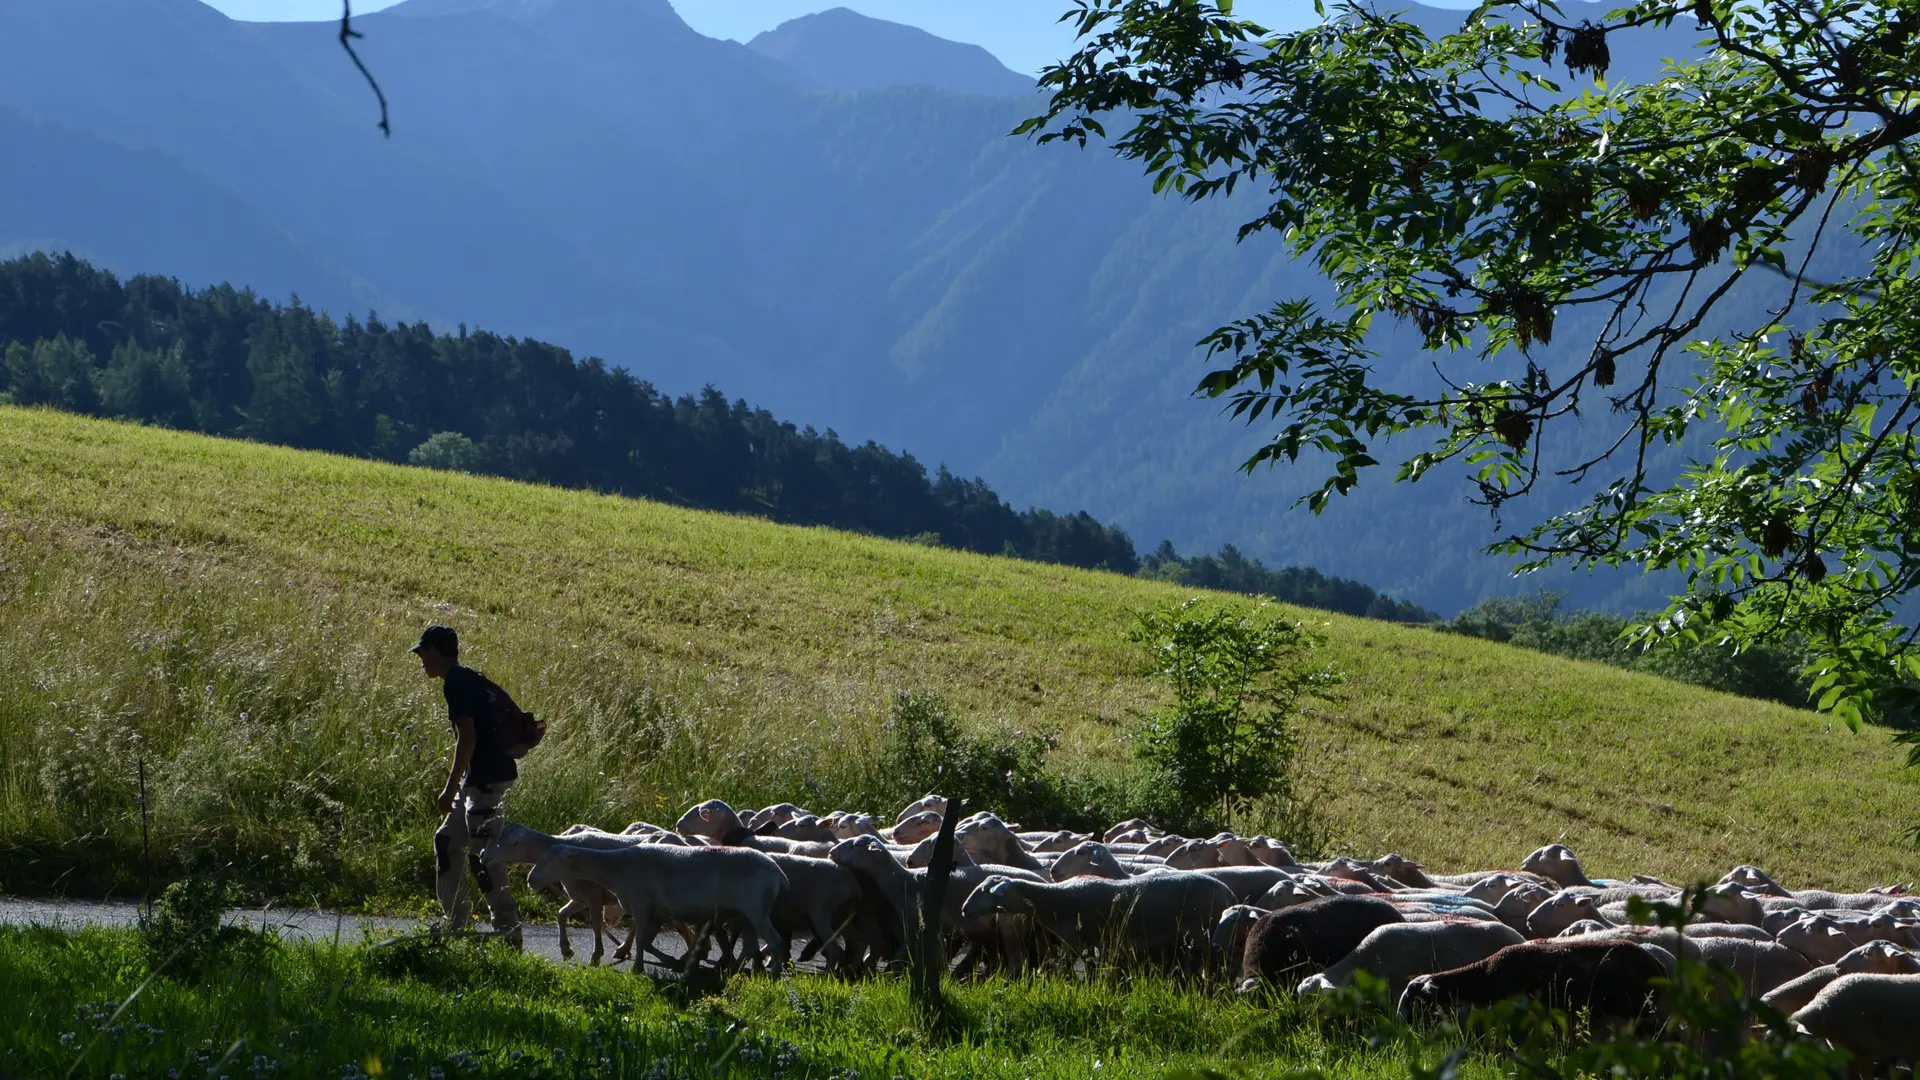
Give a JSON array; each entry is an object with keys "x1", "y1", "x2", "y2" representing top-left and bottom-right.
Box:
[{"x1": 748, "y1": 7, "x2": 1035, "y2": 97}]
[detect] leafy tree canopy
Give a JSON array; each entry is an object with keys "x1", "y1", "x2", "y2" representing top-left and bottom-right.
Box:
[{"x1": 1023, "y1": 0, "x2": 1920, "y2": 731}]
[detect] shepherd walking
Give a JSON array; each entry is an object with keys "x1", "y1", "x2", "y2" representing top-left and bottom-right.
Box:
[{"x1": 411, "y1": 624, "x2": 545, "y2": 947}]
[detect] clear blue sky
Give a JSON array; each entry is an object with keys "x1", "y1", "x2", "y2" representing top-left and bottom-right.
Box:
[{"x1": 201, "y1": 0, "x2": 1478, "y2": 76}]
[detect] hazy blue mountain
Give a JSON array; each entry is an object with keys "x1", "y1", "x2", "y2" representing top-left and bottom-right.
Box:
[
  {"x1": 748, "y1": 8, "x2": 1036, "y2": 96},
  {"x1": 0, "y1": 0, "x2": 1757, "y2": 614},
  {"x1": 0, "y1": 105, "x2": 405, "y2": 318}
]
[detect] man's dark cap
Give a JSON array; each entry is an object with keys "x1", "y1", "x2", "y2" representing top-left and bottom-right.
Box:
[{"x1": 410, "y1": 624, "x2": 458, "y2": 656}]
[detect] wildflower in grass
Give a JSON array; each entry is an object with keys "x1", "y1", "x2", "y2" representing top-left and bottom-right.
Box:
[{"x1": 59, "y1": 1032, "x2": 76, "y2": 1049}]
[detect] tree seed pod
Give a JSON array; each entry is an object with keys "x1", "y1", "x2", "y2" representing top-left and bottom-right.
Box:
[
  {"x1": 1688, "y1": 215, "x2": 1729, "y2": 262},
  {"x1": 1762, "y1": 514, "x2": 1792, "y2": 558},
  {"x1": 1492, "y1": 409, "x2": 1534, "y2": 450},
  {"x1": 1789, "y1": 145, "x2": 1833, "y2": 194},
  {"x1": 1803, "y1": 552, "x2": 1828, "y2": 583},
  {"x1": 1564, "y1": 22, "x2": 1611, "y2": 78}
]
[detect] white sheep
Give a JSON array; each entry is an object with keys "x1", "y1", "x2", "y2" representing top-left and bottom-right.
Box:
[
  {"x1": 1520, "y1": 844, "x2": 1596, "y2": 888},
  {"x1": 959, "y1": 869, "x2": 1235, "y2": 973},
  {"x1": 955, "y1": 815, "x2": 1049, "y2": 875},
  {"x1": 1297, "y1": 920, "x2": 1526, "y2": 999},
  {"x1": 480, "y1": 824, "x2": 651, "y2": 965},
  {"x1": 1761, "y1": 941, "x2": 1920, "y2": 1015},
  {"x1": 889, "y1": 810, "x2": 944, "y2": 846},
  {"x1": 673, "y1": 799, "x2": 833, "y2": 857},
  {"x1": 528, "y1": 842, "x2": 791, "y2": 976},
  {"x1": 827, "y1": 834, "x2": 1044, "y2": 977},
  {"x1": 1049, "y1": 841, "x2": 1133, "y2": 882},
  {"x1": 1212, "y1": 904, "x2": 1269, "y2": 982},
  {"x1": 1790, "y1": 973, "x2": 1920, "y2": 1073},
  {"x1": 897, "y1": 794, "x2": 948, "y2": 823},
  {"x1": 1527, "y1": 891, "x2": 1611, "y2": 938},
  {"x1": 1779, "y1": 913, "x2": 1867, "y2": 966}
]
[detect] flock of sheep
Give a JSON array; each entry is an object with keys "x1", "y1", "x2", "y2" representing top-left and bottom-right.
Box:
[{"x1": 479, "y1": 795, "x2": 1920, "y2": 1072}]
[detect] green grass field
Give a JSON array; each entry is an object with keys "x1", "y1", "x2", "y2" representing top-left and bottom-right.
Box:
[
  {"x1": 0, "y1": 404, "x2": 1914, "y2": 909},
  {"x1": 1, "y1": 927, "x2": 1485, "y2": 1080}
]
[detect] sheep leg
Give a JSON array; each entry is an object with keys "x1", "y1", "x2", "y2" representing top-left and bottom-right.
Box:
[
  {"x1": 743, "y1": 908, "x2": 787, "y2": 976},
  {"x1": 996, "y1": 915, "x2": 1027, "y2": 979},
  {"x1": 554, "y1": 896, "x2": 580, "y2": 961},
  {"x1": 627, "y1": 915, "x2": 659, "y2": 977},
  {"x1": 586, "y1": 894, "x2": 606, "y2": 966}
]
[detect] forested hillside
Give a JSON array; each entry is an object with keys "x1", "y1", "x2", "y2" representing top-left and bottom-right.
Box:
[
  {"x1": 0, "y1": 0, "x2": 1740, "y2": 615},
  {"x1": 0, "y1": 251, "x2": 1438, "y2": 621}
]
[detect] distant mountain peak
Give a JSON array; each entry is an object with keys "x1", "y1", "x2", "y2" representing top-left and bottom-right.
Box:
[
  {"x1": 382, "y1": 0, "x2": 683, "y2": 26},
  {"x1": 748, "y1": 7, "x2": 1035, "y2": 97}
]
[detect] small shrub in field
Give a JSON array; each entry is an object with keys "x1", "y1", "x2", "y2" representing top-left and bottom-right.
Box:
[
  {"x1": 1129, "y1": 598, "x2": 1341, "y2": 834},
  {"x1": 408, "y1": 431, "x2": 483, "y2": 472},
  {"x1": 140, "y1": 873, "x2": 263, "y2": 979},
  {"x1": 874, "y1": 690, "x2": 1139, "y2": 830}
]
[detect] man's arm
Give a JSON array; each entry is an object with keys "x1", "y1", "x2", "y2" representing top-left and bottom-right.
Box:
[{"x1": 439, "y1": 714, "x2": 476, "y2": 814}]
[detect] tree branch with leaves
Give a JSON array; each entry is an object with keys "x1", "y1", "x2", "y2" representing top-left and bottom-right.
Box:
[{"x1": 1021, "y1": 0, "x2": 1920, "y2": 732}]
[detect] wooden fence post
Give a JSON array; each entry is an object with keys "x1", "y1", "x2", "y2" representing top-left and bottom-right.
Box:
[{"x1": 910, "y1": 796, "x2": 964, "y2": 1017}]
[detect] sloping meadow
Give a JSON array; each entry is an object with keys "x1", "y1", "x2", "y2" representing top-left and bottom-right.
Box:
[{"x1": 0, "y1": 407, "x2": 1911, "y2": 905}]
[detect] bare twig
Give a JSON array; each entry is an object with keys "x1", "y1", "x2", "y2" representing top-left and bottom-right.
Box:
[{"x1": 339, "y1": 1, "x2": 391, "y2": 138}]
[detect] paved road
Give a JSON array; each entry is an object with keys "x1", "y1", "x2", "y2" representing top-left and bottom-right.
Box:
[{"x1": 0, "y1": 897, "x2": 670, "y2": 970}]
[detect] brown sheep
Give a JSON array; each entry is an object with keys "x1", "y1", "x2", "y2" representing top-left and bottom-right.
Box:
[
  {"x1": 1238, "y1": 894, "x2": 1406, "y2": 987},
  {"x1": 1398, "y1": 938, "x2": 1669, "y2": 1028}
]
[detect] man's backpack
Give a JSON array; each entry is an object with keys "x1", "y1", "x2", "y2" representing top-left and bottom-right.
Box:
[{"x1": 474, "y1": 671, "x2": 545, "y2": 759}]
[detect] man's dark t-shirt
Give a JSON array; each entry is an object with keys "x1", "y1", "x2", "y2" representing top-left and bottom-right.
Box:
[{"x1": 443, "y1": 664, "x2": 518, "y2": 787}]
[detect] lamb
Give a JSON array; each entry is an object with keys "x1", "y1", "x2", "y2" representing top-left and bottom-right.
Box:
[
  {"x1": 1558, "y1": 920, "x2": 1613, "y2": 938},
  {"x1": 1686, "y1": 937, "x2": 1816, "y2": 998},
  {"x1": 1028, "y1": 830, "x2": 1092, "y2": 854},
  {"x1": 1789, "y1": 973, "x2": 1920, "y2": 1074},
  {"x1": 1256, "y1": 880, "x2": 1333, "y2": 911},
  {"x1": 1680, "y1": 922, "x2": 1771, "y2": 941},
  {"x1": 1464, "y1": 874, "x2": 1535, "y2": 906},
  {"x1": 1397, "y1": 938, "x2": 1669, "y2": 1028},
  {"x1": 905, "y1": 835, "x2": 977, "y2": 869},
  {"x1": 1239, "y1": 895, "x2": 1407, "y2": 987},
  {"x1": 1521, "y1": 844, "x2": 1598, "y2": 888},
  {"x1": 955, "y1": 815, "x2": 1049, "y2": 875},
  {"x1": 673, "y1": 799, "x2": 834, "y2": 857},
  {"x1": 481, "y1": 824, "x2": 653, "y2": 965},
  {"x1": 828, "y1": 834, "x2": 1044, "y2": 977},
  {"x1": 1139, "y1": 834, "x2": 1190, "y2": 859},
  {"x1": 825, "y1": 812, "x2": 885, "y2": 840},
  {"x1": 758, "y1": 851, "x2": 868, "y2": 974},
  {"x1": 1164, "y1": 840, "x2": 1223, "y2": 870},
  {"x1": 771, "y1": 815, "x2": 839, "y2": 844},
  {"x1": 528, "y1": 842, "x2": 790, "y2": 975},
  {"x1": 1761, "y1": 941, "x2": 1920, "y2": 1015},
  {"x1": 1050, "y1": 841, "x2": 1133, "y2": 882},
  {"x1": 1297, "y1": 920, "x2": 1527, "y2": 1000},
  {"x1": 1366, "y1": 854, "x2": 1439, "y2": 889},
  {"x1": 1492, "y1": 883, "x2": 1557, "y2": 937},
  {"x1": 1779, "y1": 913, "x2": 1866, "y2": 966},
  {"x1": 1212, "y1": 904, "x2": 1269, "y2": 982},
  {"x1": 1246, "y1": 837, "x2": 1297, "y2": 868},
  {"x1": 1103, "y1": 818, "x2": 1154, "y2": 843},
  {"x1": 1207, "y1": 835, "x2": 1263, "y2": 867},
  {"x1": 1721, "y1": 864, "x2": 1795, "y2": 898},
  {"x1": 1527, "y1": 891, "x2": 1612, "y2": 938},
  {"x1": 1193, "y1": 865, "x2": 1293, "y2": 904},
  {"x1": 889, "y1": 810, "x2": 945, "y2": 846},
  {"x1": 961, "y1": 870, "x2": 1235, "y2": 973}
]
